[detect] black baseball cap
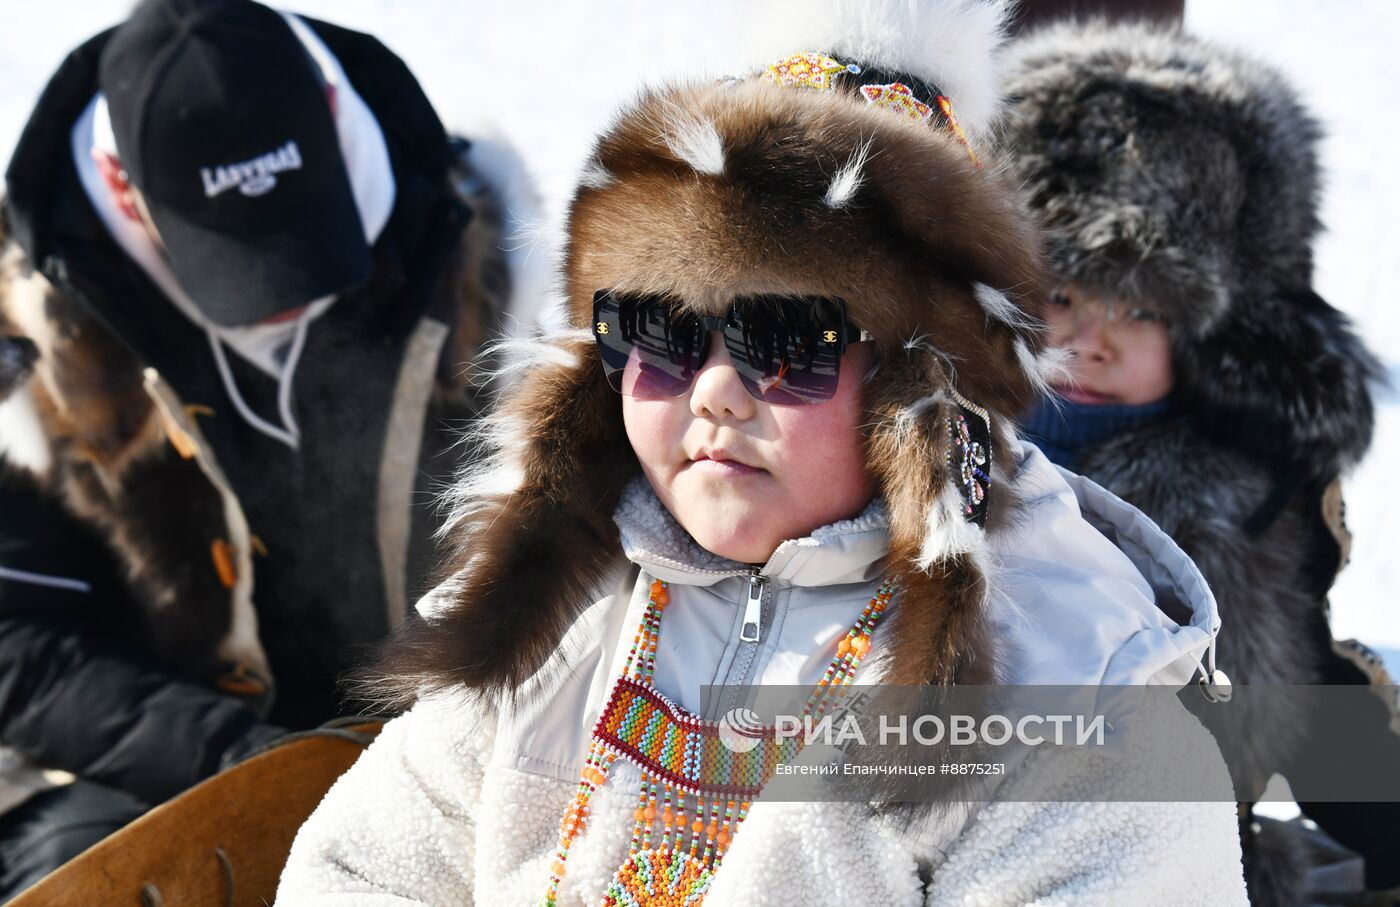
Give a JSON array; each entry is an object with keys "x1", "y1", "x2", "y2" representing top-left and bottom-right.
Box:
[{"x1": 99, "y1": 0, "x2": 371, "y2": 326}]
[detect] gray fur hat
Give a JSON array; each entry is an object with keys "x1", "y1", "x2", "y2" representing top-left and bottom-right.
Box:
[
  {"x1": 999, "y1": 21, "x2": 1320, "y2": 333},
  {"x1": 999, "y1": 21, "x2": 1381, "y2": 479}
]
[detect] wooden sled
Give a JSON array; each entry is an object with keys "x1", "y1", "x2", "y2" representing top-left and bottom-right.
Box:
[{"x1": 10, "y1": 721, "x2": 382, "y2": 907}]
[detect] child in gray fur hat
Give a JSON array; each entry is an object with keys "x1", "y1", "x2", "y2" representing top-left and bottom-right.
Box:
[{"x1": 1002, "y1": 19, "x2": 1399, "y2": 906}]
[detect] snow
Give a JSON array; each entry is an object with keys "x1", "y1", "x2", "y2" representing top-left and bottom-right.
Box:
[{"x1": 0, "y1": 0, "x2": 1395, "y2": 675}]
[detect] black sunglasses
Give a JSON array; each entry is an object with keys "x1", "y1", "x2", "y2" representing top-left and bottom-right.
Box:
[{"x1": 592, "y1": 290, "x2": 872, "y2": 405}]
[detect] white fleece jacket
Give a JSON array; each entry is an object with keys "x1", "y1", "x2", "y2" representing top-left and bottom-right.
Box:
[{"x1": 276, "y1": 442, "x2": 1249, "y2": 906}]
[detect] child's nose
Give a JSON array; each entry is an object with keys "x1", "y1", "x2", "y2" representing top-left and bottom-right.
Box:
[
  {"x1": 689, "y1": 332, "x2": 757, "y2": 421},
  {"x1": 1067, "y1": 313, "x2": 1114, "y2": 364}
]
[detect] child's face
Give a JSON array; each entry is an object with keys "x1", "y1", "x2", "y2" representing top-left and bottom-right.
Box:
[
  {"x1": 622, "y1": 336, "x2": 876, "y2": 564},
  {"x1": 1044, "y1": 284, "x2": 1174, "y2": 405}
]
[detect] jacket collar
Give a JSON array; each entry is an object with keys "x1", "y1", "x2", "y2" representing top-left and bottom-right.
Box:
[{"x1": 612, "y1": 476, "x2": 891, "y2": 589}]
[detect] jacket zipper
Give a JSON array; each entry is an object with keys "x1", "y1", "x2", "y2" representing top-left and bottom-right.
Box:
[
  {"x1": 721, "y1": 567, "x2": 771, "y2": 717},
  {"x1": 632, "y1": 541, "x2": 796, "y2": 720},
  {"x1": 740, "y1": 570, "x2": 764, "y2": 642}
]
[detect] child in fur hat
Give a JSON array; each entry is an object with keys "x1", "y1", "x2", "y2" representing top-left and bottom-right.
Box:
[
  {"x1": 1002, "y1": 20, "x2": 1399, "y2": 906},
  {"x1": 276, "y1": 3, "x2": 1251, "y2": 904}
]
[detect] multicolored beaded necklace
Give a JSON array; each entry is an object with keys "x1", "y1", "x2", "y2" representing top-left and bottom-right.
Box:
[{"x1": 541, "y1": 576, "x2": 894, "y2": 906}]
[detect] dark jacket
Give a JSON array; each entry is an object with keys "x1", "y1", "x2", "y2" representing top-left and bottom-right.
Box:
[{"x1": 0, "y1": 16, "x2": 506, "y2": 808}]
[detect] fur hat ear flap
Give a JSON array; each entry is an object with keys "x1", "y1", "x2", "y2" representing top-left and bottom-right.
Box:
[
  {"x1": 1178, "y1": 289, "x2": 1382, "y2": 483},
  {"x1": 368, "y1": 333, "x2": 639, "y2": 707},
  {"x1": 864, "y1": 347, "x2": 1000, "y2": 685}
]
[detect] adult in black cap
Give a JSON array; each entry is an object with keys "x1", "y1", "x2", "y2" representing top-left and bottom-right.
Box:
[
  {"x1": 97, "y1": 0, "x2": 373, "y2": 327},
  {"x1": 0, "y1": 0, "x2": 521, "y2": 894}
]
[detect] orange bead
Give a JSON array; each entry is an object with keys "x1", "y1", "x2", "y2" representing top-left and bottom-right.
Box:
[
  {"x1": 706, "y1": 822, "x2": 718, "y2": 836},
  {"x1": 716, "y1": 830, "x2": 731, "y2": 847},
  {"x1": 210, "y1": 539, "x2": 237, "y2": 589},
  {"x1": 851, "y1": 636, "x2": 870, "y2": 656},
  {"x1": 837, "y1": 637, "x2": 851, "y2": 657},
  {"x1": 692, "y1": 819, "x2": 704, "y2": 834},
  {"x1": 662, "y1": 809, "x2": 674, "y2": 825},
  {"x1": 644, "y1": 806, "x2": 657, "y2": 821},
  {"x1": 654, "y1": 590, "x2": 670, "y2": 606},
  {"x1": 553, "y1": 860, "x2": 566, "y2": 875},
  {"x1": 634, "y1": 807, "x2": 647, "y2": 822}
]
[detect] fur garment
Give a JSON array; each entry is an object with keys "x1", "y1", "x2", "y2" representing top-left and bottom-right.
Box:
[{"x1": 999, "y1": 22, "x2": 1390, "y2": 906}]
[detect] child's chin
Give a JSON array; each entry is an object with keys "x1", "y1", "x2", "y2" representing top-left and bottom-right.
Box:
[
  {"x1": 699, "y1": 542, "x2": 774, "y2": 565},
  {"x1": 686, "y1": 516, "x2": 780, "y2": 565}
]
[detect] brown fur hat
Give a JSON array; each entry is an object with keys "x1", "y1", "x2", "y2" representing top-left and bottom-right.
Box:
[{"x1": 377, "y1": 0, "x2": 1062, "y2": 705}]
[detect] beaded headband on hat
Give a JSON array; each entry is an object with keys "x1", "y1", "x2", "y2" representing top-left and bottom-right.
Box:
[{"x1": 758, "y1": 51, "x2": 981, "y2": 167}]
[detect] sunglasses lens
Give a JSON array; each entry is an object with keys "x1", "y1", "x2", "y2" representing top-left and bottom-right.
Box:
[
  {"x1": 724, "y1": 296, "x2": 846, "y2": 405},
  {"x1": 594, "y1": 293, "x2": 706, "y2": 399}
]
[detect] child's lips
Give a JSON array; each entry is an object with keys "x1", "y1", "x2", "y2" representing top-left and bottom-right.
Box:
[
  {"x1": 1053, "y1": 383, "x2": 1116, "y2": 405},
  {"x1": 688, "y1": 451, "x2": 765, "y2": 476},
  {"x1": 690, "y1": 458, "x2": 763, "y2": 476}
]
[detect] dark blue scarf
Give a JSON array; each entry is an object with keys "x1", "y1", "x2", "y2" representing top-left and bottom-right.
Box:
[{"x1": 1021, "y1": 395, "x2": 1175, "y2": 471}]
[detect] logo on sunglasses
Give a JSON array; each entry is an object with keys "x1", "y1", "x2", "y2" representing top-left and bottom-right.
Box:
[
  {"x1": 823, "y1": 330, "x2": 839, "y2": 344},
  {"x1": 596, "y1": 322, "x2": 610, "y2": 335}
]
